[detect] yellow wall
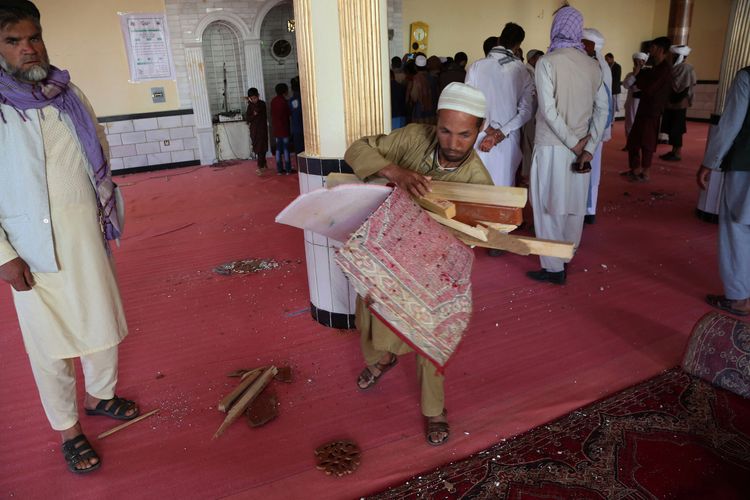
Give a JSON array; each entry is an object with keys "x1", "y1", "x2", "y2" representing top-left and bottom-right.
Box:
[
  {"x1": 34, "y1": 0, "x2": 178, "y2": 117},
  {"x1": 402, "y1": 0, "x2": 729, "y2": 80}
]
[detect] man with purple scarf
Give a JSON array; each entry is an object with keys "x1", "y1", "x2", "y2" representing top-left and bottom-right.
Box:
[
  {"x1": 527, "y1": 5, "x2": 608, "y2": 285},
  {"x1": 0, "y1": 0, "x2": 138, "y2": 474}
]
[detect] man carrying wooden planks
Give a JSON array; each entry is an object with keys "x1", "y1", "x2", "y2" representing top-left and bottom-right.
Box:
[{"x1": 343, "y1": 82, "x2": 491, "y2": 446}]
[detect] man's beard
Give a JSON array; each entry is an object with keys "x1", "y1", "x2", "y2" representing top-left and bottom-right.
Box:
[{"x1": 0, "y1": 55, "x2": 50, "y2": 82}]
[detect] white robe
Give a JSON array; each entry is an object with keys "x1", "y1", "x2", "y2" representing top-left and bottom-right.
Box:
[
  {"x1": 531, "y1": 48, "x2": 609, "y2": 271},
  {"x1": 587, "y1": 49, "x2": 613, "y2": 216},
  {"x1": 465, "y1": 49, "x2": 535, "y2": 186},
  {"x1": 11, "y1": 105, "x2": 127, "y2": 359},
  {"x1": 622, "y1": 72, "x2": 640, "y2": 137}
]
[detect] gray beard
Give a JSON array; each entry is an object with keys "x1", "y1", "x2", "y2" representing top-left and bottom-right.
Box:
[{"x1": 0, "y1": 56, "x2": 50, "y2": 82}]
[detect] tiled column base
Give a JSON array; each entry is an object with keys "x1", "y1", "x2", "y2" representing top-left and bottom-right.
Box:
[{"x1": 298, "y1": 154, "x2": 358, "y2": 329}]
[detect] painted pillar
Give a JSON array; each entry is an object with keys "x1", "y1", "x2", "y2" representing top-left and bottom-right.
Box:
[
  {"x1": 185, "y1": 43, "x2": 217, "y2": 165},
  {"x1": 667, "y1": 0, "x2": 694, "y2": 45},
  {"x1": 293, "y1": 0, "x2": 390, "y2": 328},
  {"x1": 244, "y1": 39, "x2": 266, "y2": 101},
  {"x1": 697, "y1": 0, "x2": 750, "y2": 221}
]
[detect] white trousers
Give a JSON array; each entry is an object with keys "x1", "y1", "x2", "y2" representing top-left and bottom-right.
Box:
[
  {"x1": 27, "y1": 345, "x2": 118, "y2": 431},
  {"x1": 586, "y1": 142, "x2": 603, "y2": 215}
]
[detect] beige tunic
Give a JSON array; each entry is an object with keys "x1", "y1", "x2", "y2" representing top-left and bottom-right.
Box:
[
  {"x1": 345, "y1": 123, "x2": 492, "y2": 354},
  {"x1": 12, "y1": 105, "x2": 127, "y2": 360}
]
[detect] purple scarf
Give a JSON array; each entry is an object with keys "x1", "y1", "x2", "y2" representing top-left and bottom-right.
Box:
[
  {"x1": 0, "y1": 65, "x2": 120, "y2": 240},
  {"x1": 549, "y1": 6, "x2": 585, "y2": 53}
]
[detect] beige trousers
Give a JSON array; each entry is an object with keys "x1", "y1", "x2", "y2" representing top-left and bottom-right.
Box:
[
  {"x1": 27, "y1": 345, "x2": 118, "y2": 431},
  {"x1": 357, "y1": 297, "x2": 444, "y2": 417}
]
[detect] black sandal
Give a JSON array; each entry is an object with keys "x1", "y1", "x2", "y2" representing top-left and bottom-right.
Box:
[
  {"x1": 425, "y1": 410, "x2": 450, "y2": 446},
  {"x1": 85, "y1": 395, "x2": 140, "y2": 420},
  {"x1": 62, "y1": 434, "x2": 101, "y2": 474},
  {"x1": 356, "y1": 355, "x2": 398, "y2": 390}
]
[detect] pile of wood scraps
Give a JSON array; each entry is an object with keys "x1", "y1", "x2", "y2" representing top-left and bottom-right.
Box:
[
  {"x1": 213, "y1": 365, "x2": 292, "y2": 438},
  {"x1": 324, "y1": 173, "x2": 574, "y2": 259}
]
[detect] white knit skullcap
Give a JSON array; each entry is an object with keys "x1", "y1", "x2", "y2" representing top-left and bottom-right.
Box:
[
  {"x1": 633, "y1": 52, "x2": 648, "y2": 62},
  {"x1": 437, "y1": 82, "x2": 486, "y2": 118},
  {"x1": 415, "y1": 55, "x2": 427, "y2": 67},
  {"x1": 582, "y1": 28, "x2": 605, "y2": 50},
  {"x1": 670, "y1": 45, "x2": 691, "y2": 56}
]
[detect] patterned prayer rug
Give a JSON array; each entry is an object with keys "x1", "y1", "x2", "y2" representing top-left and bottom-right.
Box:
[
  {"x1": 682, "y1": 312, "x2": 750, "y2": 398},
  {"x1": 335, "y1": 188, "x2": 473, "y2": 370},
  {"x1": 367, "y1": 369, "x2": 750, "y2": 499}
]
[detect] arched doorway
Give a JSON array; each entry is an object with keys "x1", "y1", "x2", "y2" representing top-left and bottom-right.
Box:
[
  {"x1": 259, "y1": 2, "x2": 299, "y2": 105},
  {"x1": 202, "y1": 21, "x2": 246, "y2": 120}
]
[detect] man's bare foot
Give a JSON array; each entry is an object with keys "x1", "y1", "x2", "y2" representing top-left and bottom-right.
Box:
[
  {"x1": 60, "y1": 423, "x2": 100, "y2": 472},
  {"x1": 356, "y1": 353, "x2": 397, "y2": 390},
  {"x1": 426, "y1": 411, "x2": 450, "y2": 446}
]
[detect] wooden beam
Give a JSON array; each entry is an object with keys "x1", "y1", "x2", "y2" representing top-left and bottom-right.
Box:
[
  {"x1": 214, "y1": 366, "x2": 278, "y2": 439},
  {"x1": 218, "y1": 369, "x2": 262, "y2": 413},
  {"x1": 428, "y1": 212, "x2": 489, "y2": 241},
  {"x1": 325, "y1": 173, "x2": 527, "y2": 208},
  {"x1": 453, "y1": 201, "x2": 523, "y2": 226},
  {"x1": 416, "y1": 195, "x2": 456, "y2": 219},
  {"x1": 478, "y1": 221, "x2": 518, "y2": 233},
  {"x1": 451, "y1": 228, "x2": 574, "y2": 259}
]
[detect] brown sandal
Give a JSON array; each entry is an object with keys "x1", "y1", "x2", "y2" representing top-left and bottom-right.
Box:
[
  {"x1": 356, "y1": 354, "x2": 398, "y2": 390},
  {"x1": 425, "y1": 410, "x2": 450, "y2": 446}
]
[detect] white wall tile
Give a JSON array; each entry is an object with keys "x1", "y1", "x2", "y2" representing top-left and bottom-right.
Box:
[
  {"x1": 170, "y1": 126, "x2": 195, "y2": 139},
  {"x1": 110, "y1": 144, "x2": 137, "y2": 158},
  {"x1": 106, "y1": 121, "x2": 134, "y2": 134},
  {"x1": 123, "y1": 155, "x2": 148, "y2": 168},
  {"x1": 133, "y1": 118, "x2": 159, "y2": 131},
  {"x1": 136, "y1": 142, "x2": 162, "y2": 155},
  {"x1": 157, "y1": 115, "x2": 183, "y2": 128},
  {"x1": 181, "y1": 114, "x2": 195, "y2": 126},
  {"x1": 146, "y1": 129, "x2": 171, "y2": 142},
  {"x1": 171, "y1": 149, "x2": 195, "y2": 162},
  {"x1": 121, "y1": 131, "x2": 147, "y2": 145},
  {"x1": 105, "y1": 133, "x2": 122, "y2": 147},
  {"x1": 148, "y1": 152, "x2": 172, "y2": 165},
  {"x1": 109, "y1": 157, "x2": 124, "y2": 170},
  {"x1": 304, "y1": 240, "x2": 318, "y2": 306},
  {"x1": 160, "y1": 139, "x2": 185, "y2": 152},
  {"x1": 312, "y1": 244, "x2": 332, "y2": 311}
]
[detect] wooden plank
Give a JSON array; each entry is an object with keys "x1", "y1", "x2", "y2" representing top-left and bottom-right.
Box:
[
  {"x1": 97, "y1": 409, "x2": 160, "y2": 440},
  {"x1": 325, "y1": 173, "x2": 527, "y2": 208},
  {"x1": 452, "y1": 228, "x2": 574, "y2": 259},
  {"x1": 218, "y1": 369, "x2": 262, "y2": 413},
  {"x1": 213, "y1": 366, "x2": 278, "y2": 439},
  {"x1": 428, "y1": 212, "x2": 489, "y2": 242},
  {"x1": 453, "y1": 201, "x2": 523, "y2": 226},
  {"x1": 416, "y1": 195, "x2": 456, "y2": 219},
  {"x1": 478, "y1": 221, "x2": 518, "y2": 233}
]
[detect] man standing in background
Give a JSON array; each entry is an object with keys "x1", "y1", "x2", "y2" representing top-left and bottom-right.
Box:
[
  {"x1": 622, "y1": 52, "x2": 649, "y2": 143},
  {"x1": 465, "y1": 22, "x2": 534, "y2": 187},
  {"x1": 606, "y1": 52, "x2": 622, "y2": 113},
  {"x1": 519, "y1": 49, "x2": 544, "y2": 186},
  {"x1": 527, "y1": 5, "x2": 608, "y2": 285},
  {"x1": 660, "y1": 45, "x2": 697, "y2": 162},
  {"x1": 245, "y1": 87, "x2": 268, "y2": 175},
  {"x1": 271, "y1": 82, "x2": 293, "y2": 175}
]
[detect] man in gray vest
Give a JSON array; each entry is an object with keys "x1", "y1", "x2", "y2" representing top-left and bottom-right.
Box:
[{"x1": 698, "y1": 67, "x2": 750, "y2": 316}]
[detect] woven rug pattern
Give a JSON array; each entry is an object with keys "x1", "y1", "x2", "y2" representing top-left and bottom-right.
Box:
[
  {"x1": 368, "y1": 369, "x2": 750, "y2": 499},
  {"x1": 683, "y1": 312, "x2": 750, "y2": 398},
  {"x1": 335, "y1": 188, "x2": 473, "y2": 369}
]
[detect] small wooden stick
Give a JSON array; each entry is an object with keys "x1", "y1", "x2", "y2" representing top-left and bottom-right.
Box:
[
  {"x1": 97, "y1": 409, "x2": 159, "y2": 440},
  {"x1": 213, "y1": 366, "x2": 278, "y2": 439},
  {"x1": 416, "y1": 195, "x2": 456, "y2": 219},
  {"x1": 218, "y1": 369, "x2": 262, "y2": 412}
]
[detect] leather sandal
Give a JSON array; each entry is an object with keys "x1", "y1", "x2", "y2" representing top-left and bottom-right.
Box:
[
  {"x1": 425, "y1": 410, "x2": 450, "y2": 446},
  {"x1": 61, "y1": 434, "x2": 101, "y2": 474},
  {"x1": 706, "y1": 294, "x2": 750, "y2": 316},
  {"x1": 356, "y1": 354, "x2": 398, "y2": 390},
  {"x1": 85, "y1": 395, "x2": 140, "y2": 420}
]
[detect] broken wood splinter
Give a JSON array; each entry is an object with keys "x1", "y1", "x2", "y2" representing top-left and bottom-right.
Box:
[{"x1": 97, "y1": 409, "x2": 160, "y2": 439}]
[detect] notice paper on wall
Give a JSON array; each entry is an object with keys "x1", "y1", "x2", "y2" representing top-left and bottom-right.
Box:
[{"x1": 119, "y1": 12, "x2": 176, "y2": 82}]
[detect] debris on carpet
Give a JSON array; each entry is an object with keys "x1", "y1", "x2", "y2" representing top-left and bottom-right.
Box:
[
  {"x1": 315, "y1": 440, "x2": 361, "y2": 477},
  {"x1": 213, "y1": 258, "x2": 280, "y2": 275}
]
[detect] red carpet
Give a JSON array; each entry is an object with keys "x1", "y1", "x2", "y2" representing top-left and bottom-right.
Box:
[
  {"x1": 0, "y1": 122, "x2": 736, "y2": 499},
  {"x1": 368, "y1": 368, "x2": 750, "y2": 499}
]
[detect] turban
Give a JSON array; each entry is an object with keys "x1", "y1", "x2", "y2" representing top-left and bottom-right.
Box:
[
  {"x1": 632, "y1": 52, "x2": 648, "y2": 62},
  {"x1": 670, "y1": 44, "x2": 691, "y2": 65},
  {"x1": 582, "y1": 28, "x2": 605, "y2": 51},
  {"x1": 549, "y1": 6, "x2": 585, "y2": 53},
  {"x1": 0, "y1": 0, "x2": 40, "y2": 19},
  {"x1": 526, "y1": 49, "x2": 544, "y2": 61},
  {"x1": 437, "y1": 82, "x2": 486, "y2": 118},
  {"x1": 415, "y1": 55, "x2": 427, "y2": 67}
]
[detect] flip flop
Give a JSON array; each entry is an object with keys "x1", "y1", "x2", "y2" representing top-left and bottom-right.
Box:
[
  {"x1": 61, "y1": 434, "x2": 101, "y2": 474},
  {"x1": 85, "y1": 395, "x2": 140, "y2": 420},
  {"x1": 706, "y1": 294, "x2": 750, "y2": 316},
  {"x1": 356, "y1": 355, "x2": 398, "y2": 390}
]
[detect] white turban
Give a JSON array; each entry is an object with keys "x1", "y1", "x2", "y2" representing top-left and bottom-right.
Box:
[
  {"x1": 415, "y1": 55, "x2": 427, "y2": 67},
  {"x1": 632, "y1": 52, "x2": 648, "y2": 62},
  {"x1": 670, "y1": 45, "x2": 691, "y2": 65},
  {"x1": 582, "y1": 28, "x2": 605, "y2": 51},
  {"x1": 437, "y1": 82, "x2": 486, "y2": 118}
]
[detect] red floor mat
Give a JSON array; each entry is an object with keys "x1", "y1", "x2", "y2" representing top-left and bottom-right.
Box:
[{"x1": 0, "y1": 123, "x2": 733, "y2": 499}]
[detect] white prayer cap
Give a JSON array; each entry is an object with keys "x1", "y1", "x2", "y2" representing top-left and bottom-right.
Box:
[
  {"x1": 582, "y1": 28, "x2": 605, "y2": 50},
  {"x1": 632, "y1": 52, "x2": 648, "y2": 62},
  {"x1": 439, "y1": 56, "x2": 448, "y2": 63},
  {"x1": 670, "y1": 45, "x2": 692, "y2": 56},
  {"x1": 437, "y1": 82, "x2": 486, "y2": 118},
  {"x1": 415, "y1": 55, "x2": 427, "y2": 67}
]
